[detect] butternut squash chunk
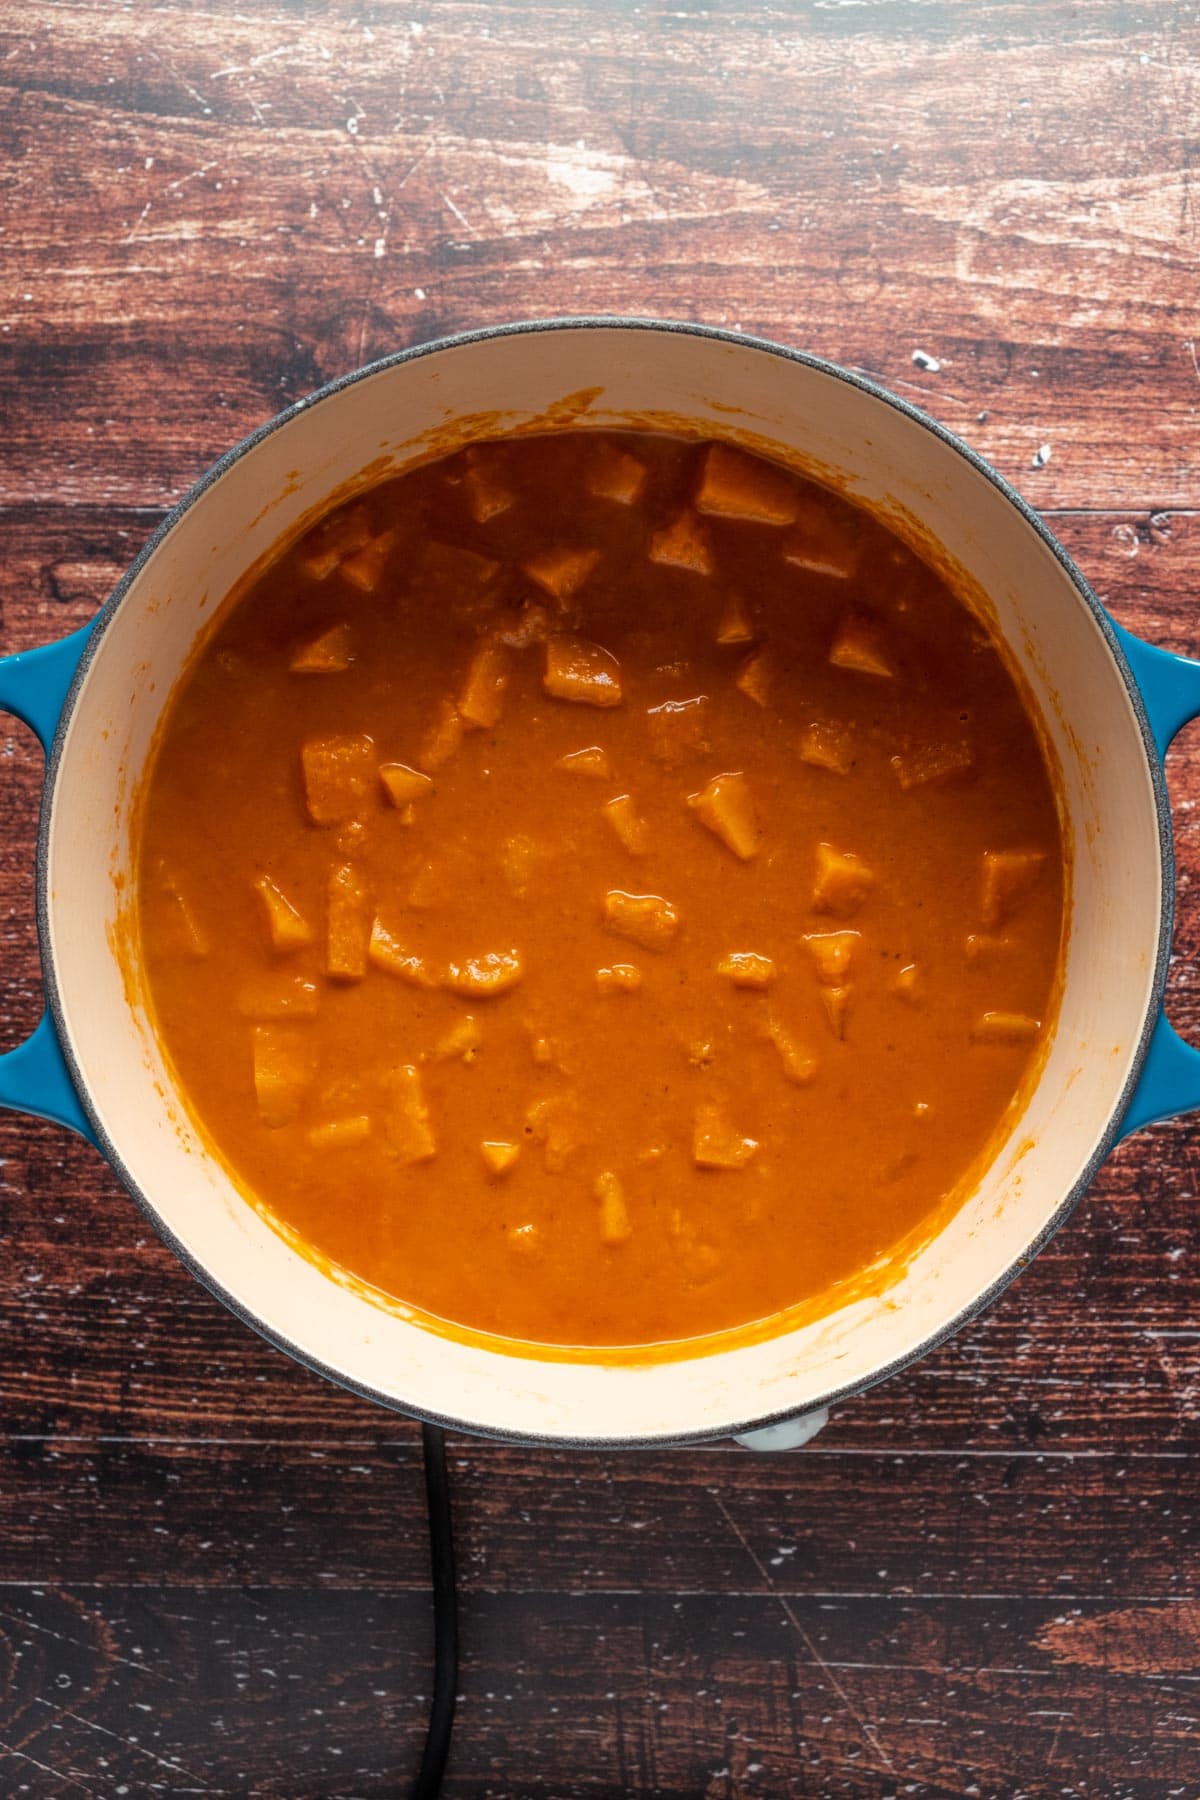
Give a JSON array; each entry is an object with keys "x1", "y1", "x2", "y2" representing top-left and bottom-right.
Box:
[
  {"x1": 587, "y1": 442, "x2": 647, "y2": 505},
  {"x1": 603, "y1": 890, "x2": 681, "y2": 952},
  {"x1": 252, "y1": 1025, "x2": 315, "y2": 1129},
  {"x1": 687, "y1": 771, "x2": 762, "y2": 860},
  {"x1": 649, "y1": 511, "x2": 714, "y2": 575},
  {"x1": 595, "y1": 1170, "x2": 632, "y2": 1244},
  {"x1": 695, "y1": 443, "x2": 799, "y2": 525},
  {"x1": 646, "y1": 696, "x2": 712, "y2": 765},
  {"x1": 379, "y1": 762, "x2": 434, "y2": 809},
  {"x1": 981, "y1": 849, "x2": 1046, "y2": 929},
  {"x1": 458, "y1": 637, "x2": 512, "y2": 731},
  {"x1": 326, "y1": 862, "x2": 371, "y2": 982},
  {"x1": 557, "y1": 745, "x2": 612, "y2": 779},
  {"x1": 693, "y1": 1103, "x2": 758, "y2": 1169},
  {"x1": 782, "y1": 497, "x2": 859, "y2": 579},
  {"x1": 290, "y1": 624, "x2": 353, "y2": 674},
  {"x1": 603, "y1": 793, "x2": 649, "y2": 855},
  {"x1": 301, "y1": 733, "x2": 375, "y2": 826},
  {"x1": 803, "y1": 930, "x2": 860, "y2": 983},
  {"x1": 544, "y1": 636, "x2": 623, "y2": 708},
  {"x1": 385, "y1": 1064, "x2": 437, "y2": 1164},
  {"x1": 829, "y1": 613, "x2": 895, "y2": 679},
  {"x1": 716, "y1": 951, "x2": 776, "y2": 989},
  {"x1": 811, "y1": 842, "x2": 875, "y2": 916},
  {"x1": 253, "y1": 875, "x2": 313, "y2": 953},
  {"x1": 523, "y1": 546, "x2": 601, "y2": 602}
]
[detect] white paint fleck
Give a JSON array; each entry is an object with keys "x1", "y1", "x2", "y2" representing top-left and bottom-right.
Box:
[
  {"x1": 1033, "y1": 443, "x2": 1052, "y2": 467},
  {"x1": 545, "y1": 155, "x2": 620, "y2": 205},
  {"x1": 911, "y1": 348, "x2": 941, "y2": 372}
]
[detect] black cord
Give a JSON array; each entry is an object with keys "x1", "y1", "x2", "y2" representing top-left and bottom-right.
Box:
[{"x1": 412, "y1": 1422, "x2": 459, "y2": 1799}]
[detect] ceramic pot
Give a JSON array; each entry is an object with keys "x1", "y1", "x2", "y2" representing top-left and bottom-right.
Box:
[{"x1": 3, "y1": 319, "x2": 1198, "y2": 1447}]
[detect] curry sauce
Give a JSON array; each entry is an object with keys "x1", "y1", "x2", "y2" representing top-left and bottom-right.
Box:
[{"x1": 136, "y1": 430, "x2": 1066, "y2": 1348}]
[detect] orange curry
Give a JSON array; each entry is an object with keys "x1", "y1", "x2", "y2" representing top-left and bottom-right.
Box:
[{"x1": 137, "y1": 430, "x2": 1066, "y2": 1348}]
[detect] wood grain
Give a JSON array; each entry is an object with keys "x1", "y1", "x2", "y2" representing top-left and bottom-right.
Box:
[{"x1": 3, "y1": 2, "x2": 1200, "y2": 1794}]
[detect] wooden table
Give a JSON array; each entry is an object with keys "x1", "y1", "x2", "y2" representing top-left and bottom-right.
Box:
[{"x1": 2, "y1": 4, "x2": 1199, "y2": 1794}]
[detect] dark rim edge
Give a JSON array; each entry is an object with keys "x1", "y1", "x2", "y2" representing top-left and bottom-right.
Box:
[{"x1": 33, "y1": 314, "x2": 1174, "y2": 1449}]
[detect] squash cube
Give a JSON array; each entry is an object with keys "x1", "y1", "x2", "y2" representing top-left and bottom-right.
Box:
[
  {"x1": 603, "y1": 889, "x2": 681, "y2": 953},
  {"x1": 799, "y1": 720, "x2": 853, "y2": 775},
  {"x1": 764, "y1": 1013, "x2": 818, "y2": 1085},
  {"x1": 297, "y1": 505, "x2": 372, "y2": 581},
  {"x1": 253, "y1": 874, "x2": 313, "y2": 953},
  {"x1": 812, "y1": 842, "x2": 876, "y2": 916},
  {"x1": 981, "y1": 849, "x2": 1046, "y2": 929},
  {"x1": 368, "y1": 920, "x2": 438, "y2": 988},
  {"x1": 646, "y1": 696, "x2": 712, "y2": 765},
  {"x1": 603, "y1": 793, "x2": 649, "y2": 855},
  {"x1": 693, "y1": 1103, "x2": 759, "y2": 1169},
  {"x1": 782, "y1": 496, "x2": 860, "y2": 579},
  {"x1": 481, "y1": 1140, "x2": 520, "y2": 1178},
  {"x1": 587, "y1": 441, "x2": 647, "y2": 505},
  {"x1": 687, "y1": 771, "x2": 762, "y2": 861},
  {"x1": 252, "y1": 1024, "x2": 315, "y2": 1128},
  {"x1": 161, "y1": 881, "x2": 208, "y2": 959},
  {"x1": 341, "y1": 528, "x2": 397, "y2": 594},
  {"x1": 307, "y1": 1114, "x2": 371, "y2": 1151},
  {"x1": 523, "y1": 545, "x2": 601, "y2": 602},
  {"x1": 802, "y1": 930, "x2": 860, "y2": 984},
  {"x1": 829, "y1": 613, "x2": 895, "y2": 679},
  {"x1": 458, "y1": 637, "x2": 511, "y2": 731},
  {"x1": 525, "y1": 1094, "x2": 580, "y2": 1172},
  {"x1": 384, "y1": 1064, "x2": 437, "y2": 1164},
  {"x1": 237, "y1": 975, "x2": 320, "y2": 1019},
  {"x1": 820, "y1": 984, "x2": 852, "y2": 1040},
  {"x1": 443, "y1": 949, "x2": 525, "y2": 997},
  {"x1": 695, "y1": 443, "x2": 799, "y2": 525},
  {"x1": 557, "y1": 744, "x2": 612, "y2": 779},
  {"x1": 891, "y1": 740, "x2": 974, "y2": 790},
  {"x1": 327, "y1": 861, "x2": 371, "y2": 981},
  {"x1": 596, "y1": 963, "x2": 643, "y2": 994},
  {"x1": 595, "y1": 1170, "x2": 632, "y2": 1244},
  {"x1": 544, "y1": 636, "x2": 623, "y2": 708},
  {"x1": 435, "y1": 1015, "x2": 483, "y2": 1062},
  {"x1": 734, "y1": 649, "x2": 772, "y2": 708},
  {"x1": 290, "y1": 623, "x2": 353, "y2": 674},
  {"x1": 301, "y1": 733, "x2": 375, "y2": 825},
  {"x1": 892, "y1": 961, "x2": 923, "y2": 1001},
  {"x1": 648, "y1": 510, "x2": 714, "y2": 575},
  {"x1": 418, "y1": 699, "x2": 464, "y2": 771},
  {"x1": 715, "y1": 592, "x2": 756, "y2": 646},
  {"x1": 971, "y1": 1010, "x2": 1042, "y2": 1045},
  {"x1": 379, "y1": 761, "x2": 434, "y2": 809},
  {"x1": 716, "y1": 951, "x2": 776, "y2": 989},
  {"x1": 463, "y1": 449, "x2": 514, "y2": 523}
]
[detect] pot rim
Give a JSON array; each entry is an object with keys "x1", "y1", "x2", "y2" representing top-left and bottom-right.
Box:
[{"x1": 35, "y1": 315, "x2": 1173, "y2": 1447}]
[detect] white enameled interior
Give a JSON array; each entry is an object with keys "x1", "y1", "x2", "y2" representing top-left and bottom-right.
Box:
[{"x1": 43, "y1": 325, "x2": 1163, "y2": 1441}]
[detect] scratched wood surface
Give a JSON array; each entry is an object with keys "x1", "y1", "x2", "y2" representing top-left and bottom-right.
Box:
[{"x1": 2, "y1": 3, "x2": 1200, "y2": 1795}]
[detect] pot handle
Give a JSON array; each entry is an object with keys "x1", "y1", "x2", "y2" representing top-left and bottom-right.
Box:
[
  {"x1": 0, "y1": 625, "x2": 98, "y2": 1142},
  {"x1": 1113, "y1": 623, "x2": 1200, "y2": 1138}
]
